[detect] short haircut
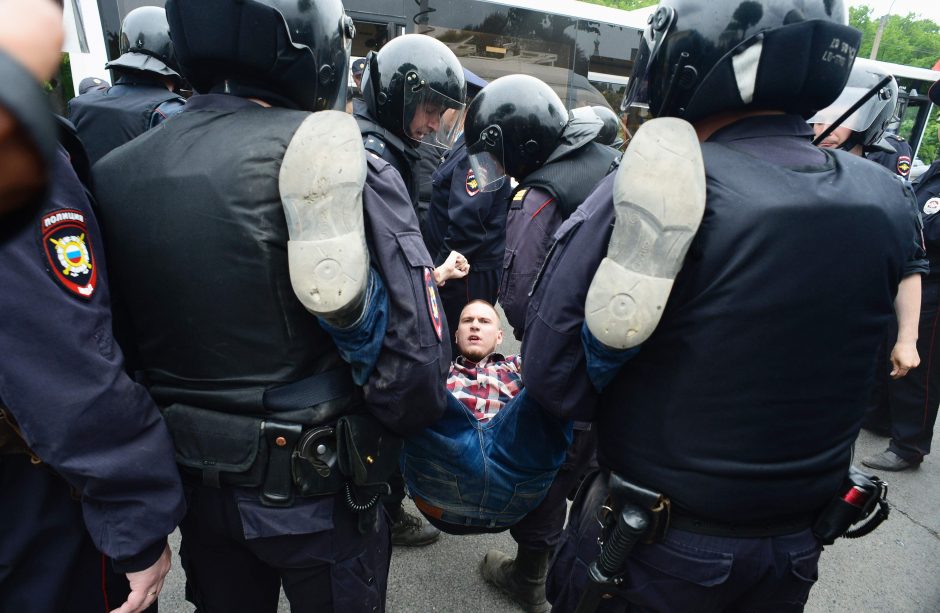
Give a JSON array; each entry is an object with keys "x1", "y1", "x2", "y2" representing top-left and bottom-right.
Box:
[{"x1": 460, "y1": 299, "x2": 501, "y2": 327}]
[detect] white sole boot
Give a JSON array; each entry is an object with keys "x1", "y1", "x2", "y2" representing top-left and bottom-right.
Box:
[
  {"x1": 279, "y1": 111, "x2": 369, "y2": 323},
  {"x1": 584, "y1": 117, "x2": 705, "y2": 349}
]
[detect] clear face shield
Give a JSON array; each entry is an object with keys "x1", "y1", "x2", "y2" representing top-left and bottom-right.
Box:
[
  {"x1": 467, "y1": 125, "x2": 506, "y2": 192},
  {"x1": 620, "y1": 6, "x2": 677, "y2": 115},
  {"x1": 807, "y1": 84, "x2": 891, "y2": 132},
  {"x1": 403, "y1": 70, "x2": 467, "y2": 149}
]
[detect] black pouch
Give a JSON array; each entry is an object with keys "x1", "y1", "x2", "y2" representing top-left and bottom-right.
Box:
[
  {"x1": 292, "y1": 425, "x2": 345, "y2": 497},
  {"x1": 336, "y1": 413, "x2": 402, "y2": 491},
  {"x1": 812, "y1": 466, "x2": 889, "y2": 545},
  {"x1": 162, "y1": 403, "x2": 267, "y2": 488}
]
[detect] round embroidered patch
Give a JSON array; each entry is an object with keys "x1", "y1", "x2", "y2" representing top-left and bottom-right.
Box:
[
  {"x1": 924, "y1": 197, "x2": 940, "y2": 216},
  {"x1": 424, "y1": 268, "x2": 443, "y2": 341},
  {"x1": 41, "y1": 209, "x2": 97, "y2": 299},
  {"x1": 465, "y1": 168, "x2": 480, "y2": 197},
  {"x1": 897, "y1": 155, "x2": 911, "y2": 178}
]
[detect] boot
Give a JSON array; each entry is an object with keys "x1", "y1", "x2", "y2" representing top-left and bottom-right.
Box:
[
  {"x1": 389, "y1": 505, "x2": 441, "y2": 547},
  {"x1": 584, "y1": 117, "x2": 705, "y2": 350},
  {"x1": 480, "y1": 545, "x2": 552, "y2": 613}
]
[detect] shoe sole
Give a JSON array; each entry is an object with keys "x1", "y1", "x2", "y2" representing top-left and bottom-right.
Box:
[
  {"x1": 279, "y1": 111, "x2": 368, "y2": 317},
  {"x1": 585, "y1": 117, "x2": 705, "y2": 349}
]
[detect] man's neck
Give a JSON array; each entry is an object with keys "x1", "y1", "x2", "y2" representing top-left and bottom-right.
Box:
[{"x1": 694, "y1": 109, "x2": 785, "y2": 142}]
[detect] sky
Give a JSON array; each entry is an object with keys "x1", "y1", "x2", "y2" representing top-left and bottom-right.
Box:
[{"x1": 848, "y1": 0, "x2": 940, "y2": 24}]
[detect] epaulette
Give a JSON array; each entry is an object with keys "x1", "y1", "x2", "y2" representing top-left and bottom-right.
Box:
[
  {"x1": 512, "y1": 188, "x2": 528, "y2": 202},
  {"x1": 363, "y1": 135, "x2": 387, "y2": 157}
]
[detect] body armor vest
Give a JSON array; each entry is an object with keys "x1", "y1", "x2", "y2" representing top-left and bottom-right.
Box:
[
  {"x1": 517, "y1": 142, "x2": 620, "y2": 218},
  {"x1": 597, "y1": 144, "x2": 914, "y2": 523},
  {"x1": 68, "y1": 78, "x2": 183, "y2": 164},
  {"x1": 93, "y1": 102, "x2": 353, "y2": 422},
  {"x1": 354, "y1": 110, "x2": 420, "y2": 208}
]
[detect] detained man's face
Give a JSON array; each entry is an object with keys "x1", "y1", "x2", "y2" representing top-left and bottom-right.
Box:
[
  {"x1": 408, "y1": 102, "x2": 444, "y2": 141},
  {"x1": 455, "y1": 302, "x2": 503, "y2": 361},
  {"x1": 812, "y1": 123, "x2": 853, "y2": 149}
]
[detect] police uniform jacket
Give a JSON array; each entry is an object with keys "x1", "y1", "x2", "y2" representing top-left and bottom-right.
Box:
[
  {"x1": 916, "y1": 160, "x2": 940, "y2": 279},
  {"x1": 423, "y1": 135, "x2": 510, "y2": 270},
  {"x1": 866, "y1": 133, "x2": 913, "y2": 179},
  {"x1": 0, "y1": 137, "x2": 185, "y2": 570},
  {"x1": 522, "y1": 115, "x2": 923, "y2": 523},
  {"x1": 353, "y1": 98, "x2": 421, "y2": 208},
  {"x1": 68, "y1": 73, "x2": 185, "y2": 165}
]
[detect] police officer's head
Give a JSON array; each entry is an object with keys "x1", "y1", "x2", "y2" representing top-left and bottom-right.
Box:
[
  {"x1": 105, "y1": 7, "x2": 182, "y2": 87},
  {"x1": 362, "y1": 34, "x2": 466, "y2": 149},
  {"x1": 165, "y1": 0, "x2": 353, "y2": 112},
  {"x1": 589, "y1": 105, "x2": 624, "y2": 148},
  {"x1": 808, "y1": 63, "x2": 899, "y2": 153},
  {"x1": 464, "y1": 74, "x2": 568, "y2": 191},
  {"x1": 623, "y1": 0, "x2": 860, "y2": 123}
]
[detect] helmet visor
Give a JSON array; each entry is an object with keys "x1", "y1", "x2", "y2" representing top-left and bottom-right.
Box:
[
  {"x1": 807, "y1": 85, "x2": 890, "y2": 132},
  {"x1": 621, "y1": 6, "x2": 676, "y2": 113},
  {"x1": 403, "y1": 71, "x2": 467, "y2": 149},
  {"x1": 467, "y1": 124, "x2": 506, "y2": 192}
]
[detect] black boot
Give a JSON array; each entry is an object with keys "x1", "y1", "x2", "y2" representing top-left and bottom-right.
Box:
[
  {"x1": 389, "y1": 505, "x2": 441, "y2": 547},
  {"x1": 480, "y1": 545, "x2": 551, "y2": 613}
]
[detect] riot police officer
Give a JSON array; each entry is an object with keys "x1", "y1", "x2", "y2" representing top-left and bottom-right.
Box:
[
  {"x1": 517, "y1": 0, "x2": 922, "y2": 610},
  {"x1": 422, "y1": 69, "x2": 511, "y2": 356},
  {"x1": 355, "y1": 34, "x2": 466, "y2": 214},
  {"x1": 465, "y1": 74, "x2": 620, "y2": 342},
  {"x1": 1, "y1": 6, "x2": 185, "y2": 613},
  {"x1": 355, "y1": 32, "x2": 467, "y2": 547},
  {"x1": 68, "y1": 6, "x2": 185, "y2": 164},
  {"x1": 91, "y1": 0, "x2": 449, "y2": 610},
  {"x1": 462, "y1": 74, "x2": 619, "y2": 612},
  {"x1": 863, "y1": 80, "x2": 940, "y2": 471}
]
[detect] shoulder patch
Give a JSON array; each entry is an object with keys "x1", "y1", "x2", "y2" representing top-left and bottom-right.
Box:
[
  {"x1": 924, "y1": 197, "x2": 940, "y2": 216},
  {"x1": 424, "y1": 268, "x2": 443, "y2": 341},
  {"x1": 897, "y1": 155, "x2": 911, "y2": 178},
  {"x1": 465, "y1": 168, "x2": 480, "y2": 197},
  {"x1": 512, "y1": 188, "x2": 528, "y2": 202},
  {"x1": 40, "y1": 209, "x2": 97, "y2": 299}
]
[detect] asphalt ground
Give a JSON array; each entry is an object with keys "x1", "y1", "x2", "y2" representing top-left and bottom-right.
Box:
[{"x1": 157, "y1": 323, "x2": 940, "y2": 612}]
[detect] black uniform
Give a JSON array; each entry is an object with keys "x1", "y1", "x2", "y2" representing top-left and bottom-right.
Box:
[
  {"x1": 867, "y1": 133, "x2": 913, "y2": 179},
  {"x1": 865, "y1": 159, "x2": 940, "y2": 464},
  {"x1": 68, "y1": 73, "x2": 185, "y2": 164},
  {"x1": 522, "y1": 115, "x2": 922, "y2": 611},
  {"x1": 0, "y1": 126, "x2": 185, "y2": 612},
  {"x1": 353, "y1": 97, "x2": 420, "y2": 211},
  {"x1": 423, "y1": 134, "x2": 511, "y2": 351},
  {"x1": 93, "y1": 94, "x2": 446, "y2": 612}
]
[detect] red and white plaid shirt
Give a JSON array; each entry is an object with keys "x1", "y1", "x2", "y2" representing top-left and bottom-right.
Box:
[{"x1": 447, "y1": 353, "x2": 523, "y2": 423}]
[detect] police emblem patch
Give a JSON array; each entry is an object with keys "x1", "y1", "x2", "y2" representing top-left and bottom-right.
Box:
[
  {"x1": 465, "y1": 168, "x2": 480, "y2": 197},
  {"x1": 925, "y1": 197, "x2": 940, "y2": 216},
  {"x1": 424, "y1": 268, "x2": 443, "y2": 341},
  {"x1": 41, "y1": 209, "x2": 97, "y2": 299},
  {"x1": 897, "y1": 155, "x2": 911, "y2": 178}
]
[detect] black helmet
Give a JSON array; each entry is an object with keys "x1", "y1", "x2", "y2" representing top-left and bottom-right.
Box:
[
  {"x1": 166, "y1": 0, "x2": 354, "y2": 112},
  {"x1": 808, "y1": 62, "x2": 899, "y2": 151},
  {"x1": 106, "y1": 6, "x2": 181, "y2": 82},
  {"x1": 623, "y1": 0, "x2": 861, "y2": 122},
  {"x1": 362, "y1": 34, "x2": 466, "y2": 149},
  {"x1": 589, "y1": 105, "x2": 624, "y2": 148},
  {"x1": 465, "y1": 74, "x2": 568, "y2": 191}
]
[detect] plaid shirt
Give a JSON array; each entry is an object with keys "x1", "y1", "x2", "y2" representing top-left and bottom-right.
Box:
[{"x1": 447, "y1": 353, "x2": 523, "y2": 423}]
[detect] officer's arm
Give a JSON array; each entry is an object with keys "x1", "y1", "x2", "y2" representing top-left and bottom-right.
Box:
[
  {"x1": 436, "y1": 153, "x2": 488, "y2": 264},
  {"x1": 891, "y1": 273, "x2": 921, "y2": 378}
]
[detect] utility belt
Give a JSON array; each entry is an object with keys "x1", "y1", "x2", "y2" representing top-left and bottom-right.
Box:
[
  {"x1": 575, "y1": 468, "x2": 890, "y2": 613},
  {"x1": 160, "y1": 369, "x2": 402, "y2": 530}
]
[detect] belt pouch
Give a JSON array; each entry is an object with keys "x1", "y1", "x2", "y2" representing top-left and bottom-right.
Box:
[
  {"x1": 336, "y1": 414, "x2": 402, "y2": 491},
  {"x1": 260, "y1": 420, "x2": 303, "y2": 506},
  {"x1": 162, "y1": 403, "x2": 266, "y2": 488}
]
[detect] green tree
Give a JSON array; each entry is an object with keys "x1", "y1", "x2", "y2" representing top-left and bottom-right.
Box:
[
  {"x1": 580, "y1": 0, "x2": 658, "y2": 11},
  {"x1": 850, "y1": 5, "x2": 940, "y2": 164}
]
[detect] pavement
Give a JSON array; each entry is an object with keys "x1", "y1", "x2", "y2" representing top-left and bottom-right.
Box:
[{"x1": 157, "y1": 324, "x2": 940, "y2": 612}]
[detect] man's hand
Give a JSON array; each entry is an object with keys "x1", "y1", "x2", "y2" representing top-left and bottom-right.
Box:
[
  {"x1": 110, "y1": 544, "x2": 172, "y2": 613},
  {"x1": 0, "y1": 0, "x2": 64, "y2": 83},
  {"x1": 434, "y1": 250, "x2": 470, "y2": 286},
  {"x1": 890, "y1": 341, "x2": 920, "y2": 379}
]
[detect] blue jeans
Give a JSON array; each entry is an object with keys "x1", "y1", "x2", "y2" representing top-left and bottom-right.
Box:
[
  {"x1": 402, "y1": 390, "x2": 573, "y2": 530},
  {"x1": 318, "y1": 269, "x2": 388, "y2": 385}
]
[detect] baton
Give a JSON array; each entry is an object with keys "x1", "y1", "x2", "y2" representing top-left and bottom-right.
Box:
[
  {"x1": 812, "y1": 75, "x2": 893, "y2": 146},
  {"x1": 574, "y1": 506, "x2": 650, "y2": 613}
]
